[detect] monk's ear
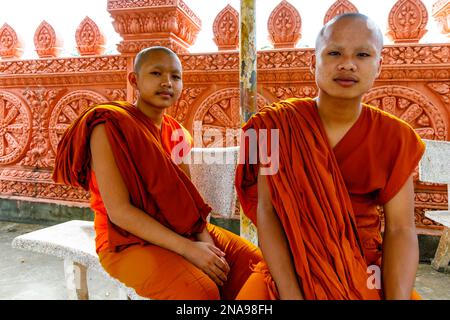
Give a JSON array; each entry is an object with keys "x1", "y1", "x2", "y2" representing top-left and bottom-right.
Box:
[
  {"x1": 310, "y1": 54, "x2": 316, "y2": 74},
  {"x1": 128, "y1": 72, "x2": 138, "y2": 89},
  {"x1": 375, "y1": 57, "x2": 383, "y2": 78}
]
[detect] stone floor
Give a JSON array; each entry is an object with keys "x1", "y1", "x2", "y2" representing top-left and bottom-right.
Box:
[{"x1": 1, "y1": 221, "x2": 449, "y2": 300}]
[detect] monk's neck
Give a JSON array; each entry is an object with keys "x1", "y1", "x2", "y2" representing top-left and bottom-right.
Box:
[
  {"x1": 135, "y1": 100, "x2": 165, "y2": 129},
  {"x1": 315, "y1": 95, "x2": 362, "y2": 128}
]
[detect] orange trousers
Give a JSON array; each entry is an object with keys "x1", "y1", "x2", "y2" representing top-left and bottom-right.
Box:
[
  {"x1": 98, "y1": 223, "x2": 263, "y2": 300},
  {"x1": 236, "y1": 261, "x2": 422, "y2": 300}
]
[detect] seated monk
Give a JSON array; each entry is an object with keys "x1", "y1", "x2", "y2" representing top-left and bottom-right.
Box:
[
  {"x1": 235, "y1": 14, "x2": 424, "y2": 300},
  {"x1": 52, "y1": 46, "x2": 262, "y2": 300}
]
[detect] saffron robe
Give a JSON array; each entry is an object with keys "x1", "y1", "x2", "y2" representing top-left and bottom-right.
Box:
[
  {"x1": 52, "y1": 101, "x2": 211, "y2": 252},
  {"x1": 53, "y1": 101, "x2": 263, "y2": 299},
  {"x1": 235, "y1": 98, "x2": 425, "y2": 300}
]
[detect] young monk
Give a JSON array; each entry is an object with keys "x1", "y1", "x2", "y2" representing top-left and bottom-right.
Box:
[
  {"x1": 235, "y1": 13, "x2": 425, "y2": 300},
  {"x1": 52, "y1": 46, "x2": 262, "y2": 300}
]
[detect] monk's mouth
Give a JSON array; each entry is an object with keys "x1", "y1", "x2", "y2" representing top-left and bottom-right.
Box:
[
  {"x1": 157, "y1": 92, "x2": 173, "y2": 97},
  {"x1": 334, "y1": 79, "x2": 358, "y2": 87}
]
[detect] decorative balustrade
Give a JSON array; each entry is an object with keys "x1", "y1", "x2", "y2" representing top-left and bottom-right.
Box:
[{"x1": 0, "y1": 0, "x2": 448, "y2": 234}]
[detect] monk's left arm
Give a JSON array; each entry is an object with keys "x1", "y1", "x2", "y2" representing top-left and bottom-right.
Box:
[{"x1": 382, "y1": 175, "x2": 419, "y2": 300}]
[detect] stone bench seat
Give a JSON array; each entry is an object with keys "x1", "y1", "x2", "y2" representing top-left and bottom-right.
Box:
[
  {"x1": 419, "y1": 139, "x2": 450, "y2": 272},
  {"x1": 11, "y1": 147, "x2": 241, "y2": 300},
  {"x1": 11, "y1": 220, "x2": 146, "y2": 300}
]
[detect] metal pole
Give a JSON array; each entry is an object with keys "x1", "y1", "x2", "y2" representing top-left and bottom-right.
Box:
[
  {"x1": 240, "y1": 0, "x2": 257, "y2": 123},
  {"x1": 239, "y1": 0, "x2": 258, "y2": 244}
]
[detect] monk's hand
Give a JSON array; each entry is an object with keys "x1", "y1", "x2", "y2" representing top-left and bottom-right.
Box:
[{"x1": 182, "y1": 241, "x2": 230, "y2": 286}]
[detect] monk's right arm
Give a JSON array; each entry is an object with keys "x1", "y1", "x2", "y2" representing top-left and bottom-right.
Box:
[
  {"x1": 257, "y1": 173, "x2": 304, "y2": 300},
  {"x1": 90, "y1": 124, "x2": 229, "y2": 285}
]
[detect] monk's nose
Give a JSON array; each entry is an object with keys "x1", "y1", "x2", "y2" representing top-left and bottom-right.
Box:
[
  {"x1": 338, "y1": 60, "x2": 357, "y2": 72},
  {"x1": 160, "y1": 77, "x2": 172, "y2": 88}
]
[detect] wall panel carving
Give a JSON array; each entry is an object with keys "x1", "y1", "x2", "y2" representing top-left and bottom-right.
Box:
[{"x1": 0, "y1": 1, "x2": 447, "y2": 233}]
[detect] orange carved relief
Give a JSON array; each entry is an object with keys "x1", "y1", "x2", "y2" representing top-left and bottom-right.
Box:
[
  {"x1": 21, "y1": 89, "x2": 60, "y2": 168},
  {"x1": 363, "y1": 86, "x2": 447, "y2": 140},
  {"x1": 0, "y1": 56, "x2": 127, "y2": 74},
  {"x1": 323, "y1": 0, "x2": 359, "y2": 25},
  {"x1": 48, "y1": 91, "x2": 107, "y2": 157},
  {"x1": 34, "y1": 21, "x2": 62, "y2": 58},
  {"x1": 193, "y1": 88, "x2": 269, "y2": 147},
  {"x1": 267, "y1": 0, "x2": 302, "y2": 49},
  {"x1": 267, "y1": 86, "x2": 318, "y2": 101},
  {"x1": 213, "y1": 5, "x2": 239, "y2": 51},
  {"x1": 105, "y1": 89, "x2": 127, "y2": 102},
  {"x1": 0, "y1": 91, "x2": 32, "y2": 165},
  {"x1": 108, "y1": 0, "x2": 201, "y2": 54},
  {"x1": 0, "y1": 24, "x2": 23, "y2": 59},
  {"x1": 386, "y1": 0, "x2": 428, "y2": 43},
  {"x1": 167, "y1": 87, "x2": 206, "y2": 124},
  {"x1": 76, "y1": 17, "x2": 106, "y2": 56},
  {"x1": 432, "y1": 0, "x2": 450, "y2": 37},
  {"x1": 428, "y1": 82, "x2": 450, "y2": 105}
]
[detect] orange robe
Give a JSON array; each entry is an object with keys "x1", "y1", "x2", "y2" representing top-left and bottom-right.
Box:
[
  {"x1": 235, "y1": 98, "x2": 425, "y2": 300},
  {"x1": 53, "y1": 101, "x2": 262, "y2": 299}
]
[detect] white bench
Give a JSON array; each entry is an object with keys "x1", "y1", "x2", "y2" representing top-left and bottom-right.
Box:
[
  {"x1": 11, "y1": 147, "x2": 240, "y2": 300},
  {"x1": 419, "y1": 139, "x2": 450, "y2": 272}
]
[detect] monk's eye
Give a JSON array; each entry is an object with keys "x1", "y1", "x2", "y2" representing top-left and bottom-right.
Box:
[
  {"x1": 150, "y1": 71, "x2": 161, "y2": 76},
  {"x1": 357, "y1": 52, "x2": 370, "y2": 57},
  {"x1": 328, "y1": 51, "x2": 340, "y2": 56},
  {"x1": 172, "y1": 74, "x2": 181, "y2": 80}
]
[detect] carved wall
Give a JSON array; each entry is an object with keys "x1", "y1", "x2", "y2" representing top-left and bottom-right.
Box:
[{"x1": 0, "y1": 0, "x2": 448, "y2": 234}]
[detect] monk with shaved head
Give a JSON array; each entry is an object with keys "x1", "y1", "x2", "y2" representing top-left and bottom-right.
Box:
[
  {"x1": 53, "y1": 46, "x2": 263, "y2": 299},
  {"x1": 235, "y1": 14, "x2": 424, "y2": 300}
]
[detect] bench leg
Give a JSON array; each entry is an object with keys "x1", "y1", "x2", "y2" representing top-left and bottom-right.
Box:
[
  {"x1": 118, "y1": 288, "x2": 131, "y2": 300},
  {"x1": 431, "y1": 227, "x2": 450, "y2": 272},
  {"x1": 64, "y1": 258, "x2": 89, "y2": 300}
]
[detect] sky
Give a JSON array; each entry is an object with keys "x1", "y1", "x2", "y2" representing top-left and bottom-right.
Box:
[{"x1": 0, "y1": 0, "x2": 447, "y2": 59}]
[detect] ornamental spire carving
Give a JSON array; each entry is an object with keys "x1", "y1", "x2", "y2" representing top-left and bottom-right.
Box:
[
  {"x1": 34, "y1": 21, "x2": 63, "y2": 58},
  {"x1": 0, "y1": 23, "x2": 23, "y2": 59},
  {"x1": 432, "y1": 0, "x2": 450, "y2": 37},
  {"x1": 386, "y1": 0, "x2": 428, "y2": 43},
  {"x1": 267, "y1": 0, "x2": 302, "y2": 49},
  {"x1": 75, "y1": 17, "x2": 106, "y2": 56},
  {"x1": 213, "y1": 5, "x2": 239, "y2": 51},
  {"x1": 323, "y1": 0, "x2": 359, "y2": 24}
]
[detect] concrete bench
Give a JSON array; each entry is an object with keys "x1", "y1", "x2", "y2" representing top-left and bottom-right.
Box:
[
  {"x1": 419, "y1": 139, "x2": 450, "y2": 272},
  {"x1": 11, "y1": 147, "x2": 240, "y2": 300}
]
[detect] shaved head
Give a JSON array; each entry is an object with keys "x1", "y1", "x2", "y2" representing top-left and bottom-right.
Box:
[
  {"x1": 315, "y1": 13, "x2": 384, "y2": 56},
  {"x1": 133, "y1": 46, "x2": 180, "y2": 73}
]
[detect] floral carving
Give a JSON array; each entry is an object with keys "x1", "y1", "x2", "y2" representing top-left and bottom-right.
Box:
[
  {"x1": 363, "y1": 86, "x2": 447, "y2": 141},
  {"x1": 76, "y1": 17, "x2": 105, "y2": 56},
  {"x1": 21, "y1": 89, "x2": 61, "y2": 168},
  {"x1": 381, "y1": 45, "x2": 450, "y2": 65},
  {"x1": 105, "y1": 89, "x2": 127, "y2": 102},
  {"x1": 432, "y1": 0, "x2": 450, "y2": 37},
  {"x1": 0, "y1": 92, "x2": 32, "y2": 165},
  {"x1": 34, "y1": 21, "x2": 62, "y2": 58},
  {"x1": 167, "y1": 87, "x2": 206, "y2": 124},
  {"x1": 213, "y1": 5, "x2": 239, "y2": 51},
  {"x1": 323, "y1": 0, "x2": 359, "y2": 24},
  {"x1": 386, "y1": 0, "x2": 428, "y2": 43},
  {"x1": 48, "y1": 91, "x2": 108, "y2": 155},
  {"x1": 427, "y1": 82, "x2": 450, "y2": 105},
  {"x1": 109, "y1": 3, "x2": 201, "y2": 54},
  {"x1": 193, "y1": 88, "x2": 269, "y2": 147},
  {"x1": 267, "y1": 86, "x2": 318, "y2": 101},
  {"x1": 0, "y1": 23, "x2": 23, "y2": 59},
  {"x1": 0, "y1": 56, "x2": 127, "y2": 74},
  {"x1": 267, "y1": 0, "x2": 302, "y2": 48}
]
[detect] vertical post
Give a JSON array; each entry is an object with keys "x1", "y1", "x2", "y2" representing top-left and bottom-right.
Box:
[{"x1": 239, "y1": 0, "x2": 259, "y2": 245}]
